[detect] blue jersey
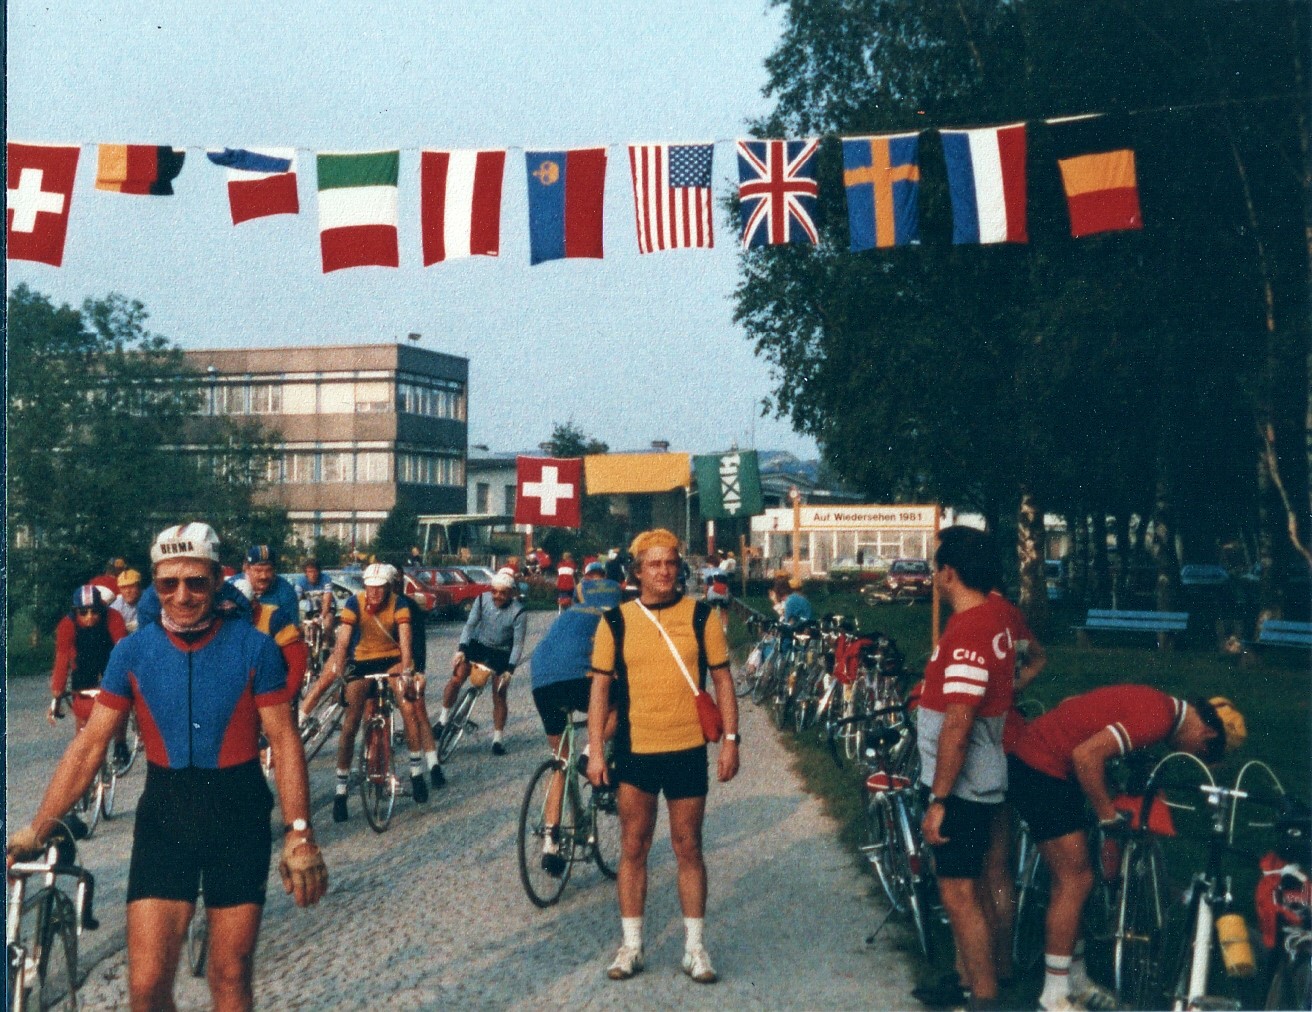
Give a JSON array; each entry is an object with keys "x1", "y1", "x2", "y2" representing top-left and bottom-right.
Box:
[
  {"x1": 227, "y1": 574, "x2": 300, "y2": 622},
  {"x1": 530, "y1": 579, "x2": 621, "y2": 690},
  {"x1": 99, "y1": 619, "x2": 289, "y2": 769},
  {"x1": 783, "y1": 592, "x2": 813, "y2": 624},
  {"x1": 293, "y1": 572, "x2": 336, "y2": 614}
]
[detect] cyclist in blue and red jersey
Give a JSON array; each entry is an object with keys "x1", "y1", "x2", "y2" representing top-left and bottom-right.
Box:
[{"x1": 7, "y1": 523, "x2": 327, "y2": 1012}]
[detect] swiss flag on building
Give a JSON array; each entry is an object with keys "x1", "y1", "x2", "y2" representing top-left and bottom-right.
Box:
[
  {"x1": 514, "y1": 456, "x2": 583, "y2": 528},
  {"x1": 7, "y1": 142, "x2": 80, "y2": 266}
]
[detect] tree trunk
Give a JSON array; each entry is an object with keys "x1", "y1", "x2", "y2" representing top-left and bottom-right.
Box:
[
  {"x1": 1150, "y1": 482, "x2": 1182, "y2": 612},
  {"x1": 1016, "y1": 487, "x2": 1050, "y2": 635},
  {"x1": 1091, "y1": 512, "x2": 1112, "y2": 608},
  {"x1": 1070, "y1": 510, "x2": 1090, "y2": 605}
]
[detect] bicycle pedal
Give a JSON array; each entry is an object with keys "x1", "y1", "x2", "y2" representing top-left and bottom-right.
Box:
[{"x1": 464, "y1": 720, "x2": 479, "y2": 733}]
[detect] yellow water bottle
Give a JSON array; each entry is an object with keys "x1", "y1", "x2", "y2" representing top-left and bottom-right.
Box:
[{"x1": 1215, "y1": 912, "x2": 1256, "y2": 977}]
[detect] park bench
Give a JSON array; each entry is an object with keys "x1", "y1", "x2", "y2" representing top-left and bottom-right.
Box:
[
  {"x1": 1240, "y1": 618, "x2": 1312, "y2": 666},
  {"x1": 1073, "y1": 608, "x2": 1190, "y2": 650}
]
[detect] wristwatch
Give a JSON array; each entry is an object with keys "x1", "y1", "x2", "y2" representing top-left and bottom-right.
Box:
[
  {"x1": 724, "y1": 732, "x2": 742, "y2": 744},
  {"x1": 926, "y1": 793, "x2": 944, "y2": 807},
  {"x1": 283, "y1": 818, "x2": 310, "y2": 836}
]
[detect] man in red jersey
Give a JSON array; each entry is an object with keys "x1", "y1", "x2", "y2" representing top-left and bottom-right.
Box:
[
  {"x1": 917, "y1": 526, "x2": 1015, "y2": 1010},
  {"x1": 1008, "y1": 687, "x2": 1246, "y2": 1010}
]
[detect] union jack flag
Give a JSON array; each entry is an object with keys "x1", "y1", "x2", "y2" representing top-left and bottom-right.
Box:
[{"x1": 736, "y1": 138, "x2": 821, "y2": 248}]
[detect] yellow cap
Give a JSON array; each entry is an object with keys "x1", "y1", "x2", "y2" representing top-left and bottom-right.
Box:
[
  {"x1": 117, "y1": 568, "x2": 142, "y2": 588},
  {"x1": 628, "y1": 528, "x2": 680, "y2": 559},
  {"x1": 1208, "y1": 696, "x2": 1247, "y2": 752}
]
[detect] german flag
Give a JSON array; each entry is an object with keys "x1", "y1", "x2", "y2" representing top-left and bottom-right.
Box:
[
  {"x1": 1048, "y1": 115, "x2": 1142, "y2": 238},
  {"x1": 95, "y1": 145, "x2": 186, "y2": 195}
]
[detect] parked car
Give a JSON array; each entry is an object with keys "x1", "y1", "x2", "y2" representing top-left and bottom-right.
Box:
[
  {"x1": 827, "y1": 557, "x2": 888, "y2": 583},
  {"x1": 861, "y1": 558, "x2": 933, "y2": 604},
  {"x1": 326, "y1": 568, "x2": 440, "y2": 613},
  {"x1": 458, "y1": 564, "x2": 529, "y2": 598},
  {"x1": 413, "y1": 567, "x2": 487, "y2": 617}
]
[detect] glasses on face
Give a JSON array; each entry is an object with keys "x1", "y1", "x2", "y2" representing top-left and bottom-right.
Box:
[
  {"x1": 75, "y1": 607, "x2": 98, "y2": 617},
  {"x1": 155, "y1": 576, "x2": 213, "y2": 595}
]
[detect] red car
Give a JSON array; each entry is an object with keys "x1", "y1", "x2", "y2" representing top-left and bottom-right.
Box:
[
  {"x1": 413, "y1": 567, "x2": 489, "y2": 617},
  {"x1": 862, "y1": 558, "x2": 934, "y2": 604}
]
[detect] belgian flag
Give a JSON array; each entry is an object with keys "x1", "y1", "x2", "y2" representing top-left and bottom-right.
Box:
[
  {"x1": 1047, "y1": 115, "x2": 1142, "y2": 238},
  {"x1": 95, "y1": 145, "x2": 186, "y2": 195}
]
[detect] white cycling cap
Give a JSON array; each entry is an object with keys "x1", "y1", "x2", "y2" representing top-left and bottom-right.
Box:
[
  {"x1": 363, "y1": 562, "x2": 395, "y2": 587},
  {"x1": 491, "y1": 572, "x2": 516, "y2": 591},
  {"x1": 151, "y1": 522, "x2": 221, "y2": 565}
]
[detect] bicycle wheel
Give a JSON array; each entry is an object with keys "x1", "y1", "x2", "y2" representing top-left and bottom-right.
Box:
[
  {"x1": 862, "y1": 791, "x2": 901, "y2": 910},
  {"x1": 517, "y1": 760, "x2": 573, "y2": 907},
  {"x1": 750, "y1": 650, "x2": 777, "y2": 705},
  {"x1": 732, "y1": 658, "x2": 753, "y2": 698},
  {"x1": 358, "y1": 716, "x2": 397, "y2": 833},
  {"x1": 35, "y1": 890, "x2": 78, "y2": 1011},
  {"x1": 302, "y1": 699, "x2": 342, "y2": 762},
  {"x1": 1265, "y1": 947, "x2": 1312, "y2": 1010},
  {"x1": 1115, "y1": 837, "x2": 1168, "y2": 1010},
  {"x1": 1011, "y1": 840, "x2": 1049, "y2": 977},
  {"x1": 890, "y1": 795, "x2": 933, "y2": 959},
  {"x1": 77, "y1": 779, "x2": 102, "y2": 839},
  {"x1": 116, "y1": 716, "x2": 143, "y2": 775},
  {"x1": 187, "y1": 895, "x2": 208, "y2": 977},
  {"x1": 99, "y1": 759, "x2": 117, "y2": 819},
  {"x1": 591, "y1": 789, "x2": 621, "y2": 880},
  {"x1": 437, "y1": 686, "x2": 479, "y2": 763}
]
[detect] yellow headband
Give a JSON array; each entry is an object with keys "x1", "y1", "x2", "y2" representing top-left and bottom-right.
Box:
[{"x1": 629, "y1": 528, "x2": 680, "y2": 559}]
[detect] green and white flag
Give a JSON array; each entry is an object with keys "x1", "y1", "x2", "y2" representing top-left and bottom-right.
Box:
[
  {"x1": 694, "y1": 450, "x2": 764, "y2": 519},
  {"x1": 317, "y1": 150, "x2": 400, "y2": 272}
]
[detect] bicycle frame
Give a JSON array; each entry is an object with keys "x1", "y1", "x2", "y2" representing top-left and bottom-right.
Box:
[{"x1": 7, "y1": 842, "x2": 95, "y2": 1012}]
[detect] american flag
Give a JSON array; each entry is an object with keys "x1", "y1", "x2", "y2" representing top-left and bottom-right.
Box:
[
  {"x1": 736, "y1": 139, "x2": 821, "y2": 248},
  {"x1": 628, "y1": 143, "x2": 714, "y2": 254}
]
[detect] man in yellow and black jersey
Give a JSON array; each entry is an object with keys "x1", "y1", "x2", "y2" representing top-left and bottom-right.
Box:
[{"x1": 587, "y1": 529, "x2": 739, "y2": 986}]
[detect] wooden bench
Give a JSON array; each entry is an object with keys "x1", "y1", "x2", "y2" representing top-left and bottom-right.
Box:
[
  {"x1": 1073, "y1": 609, "x2": 1190, "y2": 650},
  {"x1": 1241, "y1": 618, "x2": 1312, "y2": 665}
]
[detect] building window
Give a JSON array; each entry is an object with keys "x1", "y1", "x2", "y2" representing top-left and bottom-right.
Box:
[
  {"x1": 475, "y1": 482, "x2": 490, "y2": 513},
  {"x1": 263, "y1": 456, "x2": 283, "y2": 484},
  {"x1": 286, "y1": 452, "x2": 316, "y2": 483},
  {"x1": 355, "y1": 381, "x2": 392, "y2": 414},
  {"x1": 357, "y1": 451, "x2": 391, "y2": 482},
  {"x1": 397, "y1": 379, "x2": 466, "y2": 421},
  {"x1": 249, "y1": 383, "x2": 282, "y2": 414},
  {"x1": 504, "y1": 485, "x2": 515, "y2": 515},
  {"x1": 213, "y1": 384, "x2": 246, "y2": 415},
  {"x1": 398, "y1": 451, "x2": 464, "y2": 486},
  {"x1": 321, "y1": 451, "x2": 354, "y2": 483}
]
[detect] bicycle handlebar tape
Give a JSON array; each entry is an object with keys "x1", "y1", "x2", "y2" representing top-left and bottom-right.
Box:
[
  {"x1": 279, "y1": 839, "x2": 329, "y2": 908},
  {"x1": 1215, "y1": 912, "x2": 1256, "y2": 977}
]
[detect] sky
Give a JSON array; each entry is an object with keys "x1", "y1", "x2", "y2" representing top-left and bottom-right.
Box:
[{"x1": 6, "y1": 1, "x2": 819, "y2": 459}]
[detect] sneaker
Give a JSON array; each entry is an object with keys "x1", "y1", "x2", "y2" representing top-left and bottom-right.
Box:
[
  {"x1": 681, "y1": 945, "x2": 718, "y2": 984},
  {"x1": 430, "y1": 765, "x2": 446, "y2": 789},
  {"x1": 431, "y1": 721, "x2": 446, "y2": 739},
  {"x1": 1070, "y1": 982, "x2": 1116, "y2": 1011},
  {"x1": 606, "y1": 944, "x2": 644, "y2": 980},
  {"x1": 411, "y1": 774, "x2": 429, "y2": 804},
  {"x1": 912, "y1": 974, "x2": 969, "y2": 1008},
  {"x1": 332, "y1": 795, "x2": 348, "y2": 822},
  {"x1": 541, "y1": 852, "x2": 567, "y2": 877},
  {"x1": 112, "y1": 742, "x2": 131, "y2": 769},
  {"x1": 492, "y1": 741, "x2": 507, "y2": 756}
]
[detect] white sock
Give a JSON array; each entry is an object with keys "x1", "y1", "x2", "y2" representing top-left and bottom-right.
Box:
[
  {"x1": 1041, "y1": 953, "x2": 1072, "y2": 1005},
  {"x1": 542, "y1": 825, "x2": 559, "y2": 854},
  {"x1": 438, "y1": 705, "x2": 450, "y2": 723},
  {"x1": 409, "y1": 754, "x2": 423, "y2": 777},
  {"x1": 621, "y1": 916, "x2": 643, "y2": 950},
  {"x1": 493, "y1": 729, "x2": 504, "y2": 744},
  {"x1": 684, "y1": 917, "x2": 705, "y2": 951},
  {"x1": 425, "y1": 750, "x2": 439, "y2": 770},
  {"x1": 335, "y1": 769, "x2": 349, "y2": 796}
]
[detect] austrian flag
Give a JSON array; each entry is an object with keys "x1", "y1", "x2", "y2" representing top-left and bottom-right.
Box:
[
  {"x1": 420, "y1": 149, "x2": 505, "y2": 265},
  {"x1": 317, "y1": 150, "x2": 400, "y2": 272},
  {"x1": 514, "y1": 456, "x2": 583, "y2": 528},
  {"x1": 6, "y1": 142, "x2": 79, "y2": 266}
]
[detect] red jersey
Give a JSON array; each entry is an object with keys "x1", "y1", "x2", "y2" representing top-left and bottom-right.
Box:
[
  {"x1": 1010, "y1": 685, "x2": 1187, "y2": 781},
  {"x1": 52, "y1": 609, "x2": 129, "y2": 696},
  {"x1": 920, "y1": 594, "x2": 1017, "y2": 718},
  {"x1": 987, "y1": 591, "x2": 1037, "y2": 752}
]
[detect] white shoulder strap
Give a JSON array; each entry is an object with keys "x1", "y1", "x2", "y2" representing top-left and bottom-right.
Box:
[{"x1": 633, "y1": 600, "x2": 701, "y2": 697}]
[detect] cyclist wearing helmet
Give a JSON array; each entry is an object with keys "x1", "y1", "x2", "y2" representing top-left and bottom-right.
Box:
[
  {"x1": 50, "y1": 584, "x2": 131, "y2": 765},
  {"x1": 294, "y1": 558, "x2": 335, "y2": 624},
  {"x1": 1007, "y1": 687, "x2": 1246, "y2": 1011},
  {"x1": 436, "y1": 571, "x2": 527, "y2": 756},
  {"x1": 228, "y1": 544, "x2": 300, "y2": 621},
  {"x1": 8, "y1": 522, "x2": 326, "y2": 1012}
]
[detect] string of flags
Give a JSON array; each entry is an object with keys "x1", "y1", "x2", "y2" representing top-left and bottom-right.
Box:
[
  {"x1": 6, "y1": 114, "x2": 1141, "y2": 271},
  {"x1": 513, "y1": 450, "x2": 765, "y2": 529}
]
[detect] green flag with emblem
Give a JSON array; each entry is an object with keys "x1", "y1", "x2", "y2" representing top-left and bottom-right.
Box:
[{"x1": 694, "y1": 450, "x2": 764, "y2": 519}]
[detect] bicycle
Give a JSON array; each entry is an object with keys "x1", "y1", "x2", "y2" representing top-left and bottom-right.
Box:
[
  {"x1": 113, "y1": 713, "x2": 143, "y2": 777},
  {"x1": 516, "y1": 714, "x2": 619, "y2": 907},
  {"x1": 6, "y1": 823, "x2": 98, "y2": 1012},
  {"x1": 437, "y1": 662, "x2": 498, "y2": 763},
  {"x1": 357, "y1": 670, "x2": 416, "y2": 833},
  {"x1": 299, "y1": 662, "x2": 351, "y2": 763},
  {"x1": 186, "y1": 891, "x2": 208, "y2": 978},
  {"x1": 62, "y1": 692, "x2": 118, "y2": 839}
]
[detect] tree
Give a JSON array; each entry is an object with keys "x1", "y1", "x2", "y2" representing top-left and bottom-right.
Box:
[
  {"x1": 7, "y1": 285, "x2": 282, "y2": 631},
  {"x1": 371, "y1": 501, "x2": 421, "y2": 566}
]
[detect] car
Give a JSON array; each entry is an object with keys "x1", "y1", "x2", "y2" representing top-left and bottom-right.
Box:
[
  {"x1": 326, "y1": 568, "x2": 441, "y2": 613},
  {"x1": 827, "y1": 557, "x2": 888, "y2": 583},
  {"x1": 412, "y1": 567, "x2": 487, "y2": 617},
  {"x1": 861, "y1": 558, "x2": 933, "y2": 604},
  {"x1": 456, "y1": 564, "x2": 529, "y2": 597}
]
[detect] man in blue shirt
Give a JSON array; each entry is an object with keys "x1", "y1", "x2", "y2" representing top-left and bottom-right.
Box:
[
  {"x1": 782, "y1": 580, "x2": 813, "y2": 625},
  {"x1": 229, "y1": 545, "x2": 300, "y2": 623},
  {"x1": 293, "y1": 558, "x2": 335, "y2": 623}
]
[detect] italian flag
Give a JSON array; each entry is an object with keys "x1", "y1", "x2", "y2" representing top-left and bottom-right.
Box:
[{"x1": 317, "y1": 150, "x2": 400, "y2": 272}]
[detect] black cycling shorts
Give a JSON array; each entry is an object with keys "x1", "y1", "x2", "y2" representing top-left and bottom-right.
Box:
[
  {"x1": 615, "y1": 745, "x2": 709, "y2": 801},
  {"x1": 346, "y1": 656, "x2": 400, "y2": 682},
  {"x1": 532, "y1": 679, "x2": 593, "y2": 736},
  {"x1": 1007, "y1": 755, "x2": 1088, "y2": 843},
  {"x1": 127, "y1": 761, "x2": 274, "y2": 907},
  {"x1": 463, "y1": 640, "x2": 511, "y2": 677},
  {"x1": 929, "y1": 795, "x2": 1000, "y2": 879}
]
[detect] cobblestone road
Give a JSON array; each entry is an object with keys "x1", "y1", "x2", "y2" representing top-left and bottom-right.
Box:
[{"x1": 8, "y1": 611, "x2": 919, "y2": 1009}]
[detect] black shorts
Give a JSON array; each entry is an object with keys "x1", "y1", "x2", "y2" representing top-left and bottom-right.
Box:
[
  {"x1": 615, "y1": 745, "x2": 708, "y2": 801},
  {"x1": 1007, "y1": 755, "x2": 1088, "y2": 843},
  {"x1": 929, "y1": 795, "x2": 1000, "y2": 879},
  {"x1": 463, "y1": 640, "x2": 511, "y2": 675},
  {"x1": 347, "y1": 656, "x2": 400, "y2": 681},
  {"x1": 128, "y1": 761, "x2": 274, "y2": 907},
  {"x1": 532, "y1": 679, "x2": 593, "y2": 736}
]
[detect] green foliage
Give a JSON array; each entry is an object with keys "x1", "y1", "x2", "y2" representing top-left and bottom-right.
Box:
[
  {"x1": 7, "y1": 285, "x2": 282, "y2": 632},
  {"x1": 739, "y1": 0, "x2": 1309, "y2": 567},
  {"x1": 371, "y1": 501, "x2": 421, "y2": 564}
]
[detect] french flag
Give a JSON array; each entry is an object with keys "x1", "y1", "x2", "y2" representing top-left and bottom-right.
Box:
[
  {"x1": 207, "y1": 147, "x2": 300, "y2": 225},
  {"x1": 420, "y1": 149, "x2": 505, "y2": 265},
  {"x1": 524, "y1": 147, "x2": 607, "y2": 264},
  {"x1": 941, "y1": 124, "x2": 1027, "y2": 245}
]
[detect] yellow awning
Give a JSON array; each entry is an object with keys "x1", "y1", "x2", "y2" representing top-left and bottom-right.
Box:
[{"x1": 584, "y1": 453, "x2": 691, "y2": 494}]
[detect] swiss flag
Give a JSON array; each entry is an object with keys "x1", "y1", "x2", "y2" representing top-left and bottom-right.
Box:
[
  {"x1": 514, "y1": 456, "x2": 583, "y2": 528},
  {"x1": 7, "y1": 142, "x2": 80, "y2": 266}
]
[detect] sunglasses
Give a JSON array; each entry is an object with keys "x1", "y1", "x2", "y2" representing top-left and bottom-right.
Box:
[
  {"x1": 155, "y1": 576, "x2": 213, "y2": 595},
  {"x1": 75, "y1": 607, "x2": 98, "y2": 617}
]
